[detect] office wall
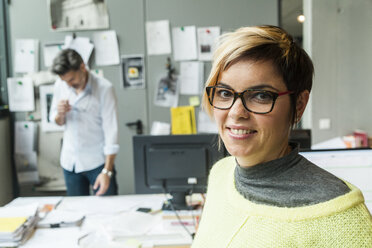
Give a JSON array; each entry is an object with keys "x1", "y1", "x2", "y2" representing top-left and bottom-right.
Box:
[
  {"x1": 8, "y1": 0, "x2": 278, "y2": 194},
  {"x1": 306, "y1": 0, "x2": 372, "y2": 144}
]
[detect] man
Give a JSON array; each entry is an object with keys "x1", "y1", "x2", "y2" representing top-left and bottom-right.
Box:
[{"x1": 50, "y1": 49, "x2": 119, "y2": 196}]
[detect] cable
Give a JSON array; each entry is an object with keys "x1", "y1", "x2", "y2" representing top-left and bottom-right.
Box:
[{"x1": 161, "y1": 183, "x2": 194, "y2": 239}]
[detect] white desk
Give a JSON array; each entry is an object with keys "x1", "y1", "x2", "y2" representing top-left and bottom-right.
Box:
[{"x1": 7, "y1": 195, "x2": 194, "y2": 248}]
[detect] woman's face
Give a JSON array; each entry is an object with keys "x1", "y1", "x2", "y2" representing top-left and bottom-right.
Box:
[{"x1": 213, "y1": 59, "x2": 292, "y2": 167}]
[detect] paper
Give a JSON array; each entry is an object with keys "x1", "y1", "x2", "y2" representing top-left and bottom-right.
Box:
[
  {"x1": 121, "y1": 54, "x2": 145, "y2": 89},
  {"x1": 150, "y1": 121, "x2": 171, "y2": 135},
  {"x1": 7, "y1": 197, "x2": 62, "y2": 209},
  {"x1": 0, "y1": 203, "x2": 38, "y2": 218},
  {"x1": 171, "y1": 106, "x2": 196, "y2": 135},
  {"x1": 179, "y1": 61, "x2": 204, "y2": 95},
  {"x1": 154, "y1": 75, "x2": 179, "y2": 107},
  {"x1": 101, "y1": 212, "x2": 158, "y2": 239},
  {"x1": 92, "y1": 30, "x2": 120, "y2": 66},
  {"x1": 146, "y1": 20, "x2": 172, "y2": 55},
  {"x1": 0, "y1": 217, "x2": 27, "y2": 232},
  {"x1": 63, "y1": 36, "x2": 94, "y2": 65},
  {"x1": 57, "y1": 197, "x2": 139, "y2": 215},
  {"x1": 197, "y1": 27, "x2": 221, "y2": 61},
  {"x1": 189, "y1": 96, "x2": 200, "y2": 106},
  {"x1": 39, "y1": 85, "x2": 64, "y2": 132},
  {"x1": 25, "y1": 70, "x2": 57, "y2": 87},
  {"x1": 7, "y1": 77, "x2": 35, "y2": 112},
  {"x1": 43, "y1": 42, "x2": 63, "y2": 67},
  {"x1": 197, "y1": 110, "x2": 218, "y2": 134},
  {"x1": 21, "y1": 227, "x2": 82, "y2": 248},
  {"x1": 37, "y1": 210, "x2": 85, "y2": 228},
  {"x1": 14, "y1": 39, "x2": 39, "y2": 73},
  {"x1": 14, "y1": 121, "x2": 37, "y2": 154},
  {"x1": 172, "y1": 26, "x2": 198, "y2": 61}
]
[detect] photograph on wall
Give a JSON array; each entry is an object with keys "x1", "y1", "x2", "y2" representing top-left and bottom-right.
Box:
[
  {"x1": 48, "y1": 0, "x2": 109, "y2": 31},
  {"x1": 121, "y1": 54, "x2": 145, "y2": 89},
  {"x1": 154, "y1": 75, "x2": 178, "y2": 107},
  {"x1": 40, "y1": 85, "x2": 64, "y2": 132}
]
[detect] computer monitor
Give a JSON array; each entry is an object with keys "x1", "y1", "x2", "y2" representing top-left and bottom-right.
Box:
[
  {"x1": 289, "y1": 129, "x2": 311, "y2": 150},
  {"x1": 299, "y1": 148, "x2": 372, "y2": 211},
  {"x1": 133, "y1": 134, "x2": 226, "y2": 210}
]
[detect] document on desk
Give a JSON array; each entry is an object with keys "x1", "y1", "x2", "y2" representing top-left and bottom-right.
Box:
[
  {"x1": 37, "y1": 210, "x2": 85, "y2": 228},
  {"x1": 57, "y1": 196, "x2": 139, "y2": 215}
]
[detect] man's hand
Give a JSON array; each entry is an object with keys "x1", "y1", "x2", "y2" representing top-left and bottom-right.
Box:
[
  {"x1": 55, "y1": 100, "x2": 71, "y2": 125},
  {"x1": 57, "y1": 100, "x2": 71, "y2": 115},
  {"x1": 93, "y1": 173, "x2": 110, "y2": 196}
]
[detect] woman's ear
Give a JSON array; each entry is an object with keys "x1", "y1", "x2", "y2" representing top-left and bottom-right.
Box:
[{"x1": 296, "y1": 90, "x2": 309, "y2": 122}]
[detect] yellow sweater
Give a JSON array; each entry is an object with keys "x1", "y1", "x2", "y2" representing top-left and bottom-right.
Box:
[{"x1": 192, "y1": 156, "x2": 372, "y2": 248}]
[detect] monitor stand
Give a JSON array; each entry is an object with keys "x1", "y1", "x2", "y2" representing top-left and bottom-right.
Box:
[{"x1": 162, "y1": 191, "x2": 192, "y2": 211}]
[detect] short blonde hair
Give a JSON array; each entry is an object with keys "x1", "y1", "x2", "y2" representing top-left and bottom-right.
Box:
[{"x1": 202, "y1": 25, "x2": 314, "y2": 125}]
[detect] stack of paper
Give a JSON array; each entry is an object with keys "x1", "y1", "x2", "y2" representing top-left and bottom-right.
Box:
[
  {"x1": 161, "y1": 209, "x2": 201, "y2": 233},
  {"x1": 0, "y1": 203, "x2": 39, "y2": 247},
  {"x1": 37, "y1": 210, "x2": 85, "y2": 228}
]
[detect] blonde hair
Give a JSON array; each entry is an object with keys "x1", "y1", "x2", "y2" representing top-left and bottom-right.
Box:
[{"x1": 202, "y1": 25, "x2": 314, "y2": 125}]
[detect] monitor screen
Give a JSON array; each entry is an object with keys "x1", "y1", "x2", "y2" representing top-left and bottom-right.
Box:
[
  {"x1": 133, "y1": 134, "x2": 226, "y2": 210},
  {"x1": 289, "y1": 129, "x2": 311, "y2": 150},
  {"x1": 299, "y1": 148, "x2": 372, "y2": 211}
]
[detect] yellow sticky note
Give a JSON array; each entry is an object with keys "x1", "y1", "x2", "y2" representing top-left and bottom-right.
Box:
[
  {"x1": 171, "y1": 106, "x2": 196, "y2": 134},
  {"x1": 189, "y1": 96, "x2": 200, "y2": 106},
  {"x1": 128, "y1": 67, "x2": 139, "y2": 78},
  {"x1": 0, "y1": 217, "x2": 27, "y2": 232}
]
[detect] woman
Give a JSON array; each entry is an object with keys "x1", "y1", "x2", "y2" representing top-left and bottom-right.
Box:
[{"x1": 192, "y1": 26, "x2": 372, "y2": 247}]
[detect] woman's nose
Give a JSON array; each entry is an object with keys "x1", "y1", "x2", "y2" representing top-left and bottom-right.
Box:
[{"x1": 228, "y1": 97, "x2": 250, "y2": 119}]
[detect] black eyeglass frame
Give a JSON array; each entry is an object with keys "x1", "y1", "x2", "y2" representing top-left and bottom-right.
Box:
[{"x1": 205, "y1": 85, "x2": 293, "y2": 114}]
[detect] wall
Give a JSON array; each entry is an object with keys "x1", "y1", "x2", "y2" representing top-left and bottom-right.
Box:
[
  {"x1": 8, "y1": 0, "x2": 278, "y2": 195},
  {"x1": 306, "y1": 0, "x2": 372, "y2": 144}
]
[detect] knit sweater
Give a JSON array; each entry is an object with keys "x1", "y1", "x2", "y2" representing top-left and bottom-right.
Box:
[
  {"x1": 192, "y1": 156, "x2": 372, "y2": 248},
  {"x1": 234, "y1": 144, "x2": 350, "y2": 207}
]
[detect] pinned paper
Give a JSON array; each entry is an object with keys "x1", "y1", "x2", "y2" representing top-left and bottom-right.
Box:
[
  {"x1": 14, "y1": 39, "x2": 39, "y2": 73},
  {"x1": 150, "y1": 121, "x2": 171, "y2": 135},
  {"x1": 92, "y1": 30, "x2": 120, "y2": 66},
  {"x1": 171, "y1": 106, "x2": 196, "y2": 135},
  {"x1": 197, "y1": 27, "x2": 221, "y2": 61},
  {"x1": 43, "y1": 42, "x2": 63, "y2": 67},
  {"x1": 189, "y1": 96, "x2": 200, "y2": 106},
  {"x1": 172, "y1": 26, "x2": 198, "y2": 61},
  {"x1": 154, "y1": 75, "x2": 178, "y2": 107},
  {"x1": 146, "y1": 20, "x2": 172, "y2": 55},
  {"x1": 179, "y1": 61, "x2": 204, "y2": 95},
  {"x1": 63, "y1": 36, "x2": 94, "y2": 64},
  {"x1": 197, "y1": 110, "x2": 218, "y2": 134},
  {"x1": 7, "y1": 77, "x2": 35, "y2": 112}
]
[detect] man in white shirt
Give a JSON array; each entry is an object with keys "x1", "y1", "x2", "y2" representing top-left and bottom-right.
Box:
[{"x1": 49, "y1": 49, "x2": 119, "y2": 196}]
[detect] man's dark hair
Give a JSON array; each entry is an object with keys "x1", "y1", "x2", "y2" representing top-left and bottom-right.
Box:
[{"x1": 51, "y1": 49, "x2": 83, "y2": 75}]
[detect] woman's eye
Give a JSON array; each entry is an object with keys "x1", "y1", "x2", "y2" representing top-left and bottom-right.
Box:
[
  {"x1": 216, "y1": 89, "x2": 233, "y2": 98},
  {"x1": 250, "y1": 92, "x2": 274, "y2": 103}
]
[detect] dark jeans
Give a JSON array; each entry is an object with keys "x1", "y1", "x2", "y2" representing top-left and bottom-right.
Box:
[{"x1": 63, "y1": 164, "x2": 118, "y2": 196}]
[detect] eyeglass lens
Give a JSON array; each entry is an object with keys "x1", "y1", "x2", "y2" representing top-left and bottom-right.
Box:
[{"x1": 209, "y1": 87, "x2": 276, "y2": 113}]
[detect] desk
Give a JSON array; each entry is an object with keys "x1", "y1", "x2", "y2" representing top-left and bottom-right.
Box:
[{"x1": 7, "y1": 195, "x2": 194, "y2": 248}]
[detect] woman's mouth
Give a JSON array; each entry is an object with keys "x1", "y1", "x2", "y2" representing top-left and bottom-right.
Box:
[{"x1": 230, "y1": 128, "x2": 257, "y2": 135}]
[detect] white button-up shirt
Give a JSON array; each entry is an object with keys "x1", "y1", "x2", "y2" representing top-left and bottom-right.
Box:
[{"x1": 50, "y1": 72, "x2": 119, "y2": 173}]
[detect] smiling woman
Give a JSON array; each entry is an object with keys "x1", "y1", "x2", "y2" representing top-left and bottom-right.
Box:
[{"x1": 192, "y1": 25, "x2": 372, "y2": 248}]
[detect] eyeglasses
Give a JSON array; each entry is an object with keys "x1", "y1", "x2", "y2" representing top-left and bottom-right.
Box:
[{"x1": 206, "y1": 85, "x2": 292, "y2": 114}]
